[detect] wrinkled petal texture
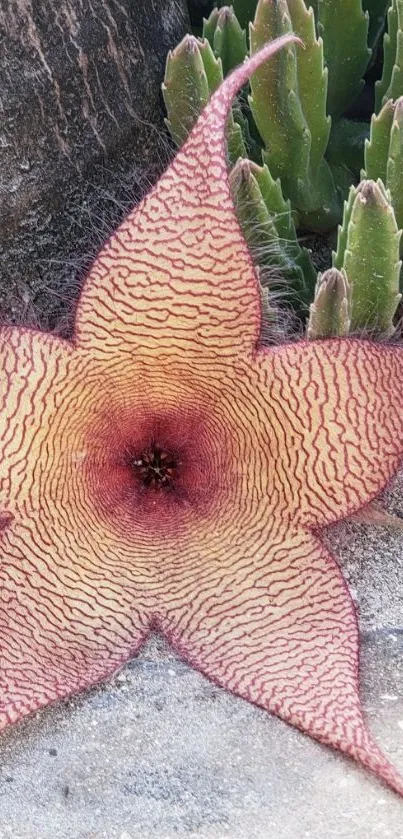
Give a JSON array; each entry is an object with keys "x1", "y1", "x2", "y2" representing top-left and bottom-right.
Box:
[
  {"x1": 0, "y1": 38, "x2": 403, "y2": 797},
  {"x1": 256, "y1": 339, "x2": 403, "y2": 526},
  {"x1": 75, "y1": 37, "x2": 299, "y2": 362},
  {"x1": 1, "y1": 326, "x2": 403, "y2": 794},
  {"x1": 161, "y1": 530, "x2": 402, "y2": 793}
]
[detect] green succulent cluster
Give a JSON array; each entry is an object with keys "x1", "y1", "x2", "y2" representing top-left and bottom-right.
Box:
[{"x1": 162, "y1": 0, "x2": 403, "y2": 339}]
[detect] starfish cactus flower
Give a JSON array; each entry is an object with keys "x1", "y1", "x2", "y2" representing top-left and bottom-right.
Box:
[{"x1": 1, "y1": 36, "x2": 403, "y2": 796}]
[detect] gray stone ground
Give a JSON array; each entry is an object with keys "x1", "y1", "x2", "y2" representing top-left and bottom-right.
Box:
[{"x1": 0, "y1": 474, "x2": 402, "y2": 838}]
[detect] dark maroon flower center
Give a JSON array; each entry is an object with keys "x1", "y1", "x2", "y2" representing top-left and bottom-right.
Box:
[
  {"x1": 130, "y1": 445, "x2": 179, "y2": 491},
  {"x1": 87, "y1": 400, "x2": 236, "y2": 532}
]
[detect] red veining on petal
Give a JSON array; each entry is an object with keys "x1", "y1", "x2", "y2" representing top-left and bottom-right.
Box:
[
  {"x1": 74, "y1": 36, "x2": 300, "y2": 362},
  {"x1": 255, "y1": 338, "x2": 403, "y2": 526},
  {"x1": 0, "y1": 38, "x2": 402, "y2": 800}
]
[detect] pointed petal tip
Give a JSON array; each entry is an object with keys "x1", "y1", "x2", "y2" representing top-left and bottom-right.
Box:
[
  {"x1": 353, "y1": 737, "x2": 403, "y2": 798},
  {"x1": 195, "y1": 34, "x2": 302, "y2": 127},
  {"x1": 296, "y1": 717, "x2": 403, "y2": 798}
]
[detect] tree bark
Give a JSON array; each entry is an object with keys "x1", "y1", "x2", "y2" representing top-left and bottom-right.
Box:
[{"x1": 0, "y1": 0, "x2": 189, "y2": 333}]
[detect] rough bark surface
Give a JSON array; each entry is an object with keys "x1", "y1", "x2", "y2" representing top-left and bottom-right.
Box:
[{"x1": 0, "y1": 0, "x2": 190, "y2": 334}]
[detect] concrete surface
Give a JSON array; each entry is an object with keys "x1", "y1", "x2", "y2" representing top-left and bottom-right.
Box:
[{"x1": 0, "y1": 473, "x2": 402, "y2": 838}]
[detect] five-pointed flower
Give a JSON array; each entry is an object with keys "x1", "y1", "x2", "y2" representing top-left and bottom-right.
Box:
[{"x1": 1, "y1": 36, "x2": 403, "y2": 796}]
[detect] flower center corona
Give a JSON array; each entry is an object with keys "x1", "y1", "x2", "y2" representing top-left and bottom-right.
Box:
[{"x1": 130, "y1": 445, "x2": 179, "y2": 491}]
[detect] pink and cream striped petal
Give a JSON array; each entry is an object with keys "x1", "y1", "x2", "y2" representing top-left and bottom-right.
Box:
[
  {"x1": 160, "y1": 529, "x2": 403, "y2": 797},
  {"x1": 0, "y1": 37, "x2": 402, "y2": 797}
]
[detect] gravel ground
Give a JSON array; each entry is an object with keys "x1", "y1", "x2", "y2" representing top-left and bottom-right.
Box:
[{"x1": 0, "y1": 473, "x2": 402, "y2": 838}]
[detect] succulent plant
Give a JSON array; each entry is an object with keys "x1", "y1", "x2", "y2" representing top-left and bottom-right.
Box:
[
  {"x1": 229, "y1": 158, "x2": 318, "y2": 309},
  {"x1": 333, "y1": 179, "x2": 402, "y2": 335},
  {"x1": 375, "y1": 0, "x2": 403, "y2": 109},
  {"x1": 163, "y1": 34, "x2": 248, "y2": 164},
  {"x1": 307, "y1": 267, "x2": 351, "y2": 339},
  {"x1": 165, "y1": 0, "x2": 403, "y2": 339},
  {"x1": 364, "y1": 96, "x2": 403, "y2": 246},
  {"x1": 249, "y1": 0, "x2": 340, "y2": 232},
  {"x1": 316, "y1": 0, "x2": 371, "y2": 118},
  {"x1": 203, "y1": 5, "x2": 248, "y2": 74}
]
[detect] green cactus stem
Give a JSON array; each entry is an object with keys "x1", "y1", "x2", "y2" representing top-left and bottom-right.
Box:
[
  {"x1": 202, "y1": 7, "x2": 220, "y2": 44},
  {"x1": 219, "y1": 0, "x2": 259, "y2": 31},
  {"x1": 250, "y1": 162, "x2": 298, "y2": 242},
  {"x1": 363, "y1": 98, "x2": 395, "y2": 183},
  {"x1": 229, "y1": 159, "x2": 293, "y2": 272},
  {"x1": 251, "y1": 163, "x2": 317, "y2": 299},
  {"x1": 363, "y1": 0, "x2": 391, "y2": 48},
  {"x1": 326, "y1": 119, "x2": 369, "y2": 178},
  {"x1": 375, "y1": 0, "x2": 403, "y2": 110},
  {"x1": 162, "y1": 35, "x2": 209, "y2": 147},
  {"x1": 203, "y1": 7, "x2": 248, "y2": 76},
  {"x1": 198, "y1": 40, "x2": 248, "y2": 163},
  {"x1": 249, "y1": 0, "x2": 314, "y2": 184},
  {"x1": 203, "y1": 7, "x2": 259, "y2": 160},
  {"x1": 317, "y1": 0, "x2": 370, "y2": 118},
  {"x1": 386, "y1": 98, "x2": 403, "y2": 240},
  {"x1": 198, "y1": 37, "x2": 223, "y2": 91},
  {"x1": 230, "y1": 159, "x2": 317, "y2": 307},
  {"x1": 163, "y1": 35, "x2": 247, "y2": 163},
  {"x1": 307, "y1": 268, "x2": 351, "y2": 338},
  {"x1": 249, "y1": 0, "x2": 340, "y2": 231},
  {"x1": 333, "y1": 180, "x2": 402, "y2": 336},
  {"x1": 364, "y1": 97, "x2": 403, "y2": 243}
]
